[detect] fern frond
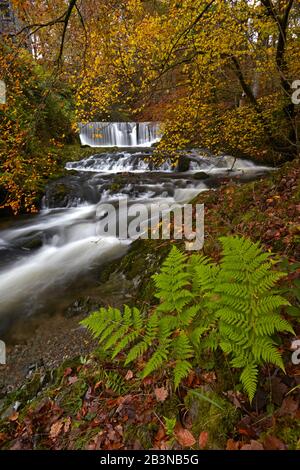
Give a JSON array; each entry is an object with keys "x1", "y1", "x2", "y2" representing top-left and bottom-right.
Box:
[
  {"x1": 252, "y1": 338, "x2": 285, "y2": 370},
  {"x1": 142, "y1": 347, "x2": 169, "y2": 378},
  {"x1": 153, "y1": 246, "x2": 192, "y2": 313},
  {"x1": 173, "y1": 360, "x2": 192, "y2": 389},
  {"x1": 240, "y1": 363, "x2": 259, "y2": 403},
  {"x1": 125, "y1": 340, "x2": 149, "y2": 365}
]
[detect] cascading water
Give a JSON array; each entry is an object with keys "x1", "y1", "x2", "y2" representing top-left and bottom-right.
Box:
[
  {"x1": 0, "y1": 149, "x2": 271, "y2": 333},
  {"x1": 79, "y1": 122, "x2": 161, "y2": 147}
]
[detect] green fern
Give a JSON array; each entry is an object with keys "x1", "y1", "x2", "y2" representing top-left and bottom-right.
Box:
[
  {"x1": 210, "y1": 237, "x2": 293, "y2": 400},
  {"x1": 153, "y1": 246, "x2": 193, "y2": 313},
  {"x1": 105, "y1": 371, "x2": 128, "y2": 395},
  {"x1": 81, "y1": 237, "x2": 293, "y2": 402}
]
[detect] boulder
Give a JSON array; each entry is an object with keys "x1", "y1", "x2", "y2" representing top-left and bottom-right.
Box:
[{"x1": 177, "y1": 155, "x2": 191, "y2": 172}]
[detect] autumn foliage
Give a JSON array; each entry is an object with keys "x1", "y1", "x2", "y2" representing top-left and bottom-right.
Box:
[
  {"x1": 0, "y1": 43, "x2": 74, "y2": 214},
  {"x1": 1, "y1": 1, "x2": 300, "y2": 212}
]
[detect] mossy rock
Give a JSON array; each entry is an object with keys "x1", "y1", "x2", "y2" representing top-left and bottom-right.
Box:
[
  {"x1": 97, "y1": 239, "x2": 172, "y2": 307},
  {"x1": 0, "y1": 371, "x2": 50, "y2": 419},
  {"x1": 193, "y1": 172, "x2": 210, "y2": 180},
  {"x1": 184, "y1": 388, "x2": 240, "y2": 449}
]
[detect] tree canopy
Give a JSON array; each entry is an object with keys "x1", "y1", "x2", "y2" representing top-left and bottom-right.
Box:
[{"x1": 0, "y1": 0, "x2": 299, "y2": 211}]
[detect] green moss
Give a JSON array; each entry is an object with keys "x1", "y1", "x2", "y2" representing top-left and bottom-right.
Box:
[
  {"x1": 266, "y1": 417, "x2": 300, "y2": 450},
  {"x1": 184, "y1": 388, "x2": 240, "y2": 449},
  {"x1": 72, "y1": 426, "x2": 102, "y2": 450},
  {"x1": 55, "y1": 378, "x2": 88, "y2": 414},
  {"x1": 156, "y1": 391, "x2": 181, "y2": 421},
  {"x1": 51, "y1": 357, "x2": 82, "y2": 387},
  {"x1": 124, "y1": 422, "x2": 159, "y2": 449},
  {"x1": 97, "y1": 239, "x2": 172, "y2": 307}
]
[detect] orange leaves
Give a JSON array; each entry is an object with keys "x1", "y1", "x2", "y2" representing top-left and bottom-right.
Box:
[
  {"x1": 49, "y1": 421, "x2": 64, "y2": 440},
  {"x1": 199, "y1": 431, "x2": 209, "y2": 449},
  {"x1": 174, "y1": 426, "x2": 196, "y2": 448}
]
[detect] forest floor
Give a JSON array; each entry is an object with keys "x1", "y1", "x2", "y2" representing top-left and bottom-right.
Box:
[{"x1": 0, "y1": 157, "x2": 299, "y2": 450}]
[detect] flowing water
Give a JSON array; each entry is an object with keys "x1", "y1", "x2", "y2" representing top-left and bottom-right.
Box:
[
  {"x1": 79, "y1": 122, "x2": 161, "y2": 147},
  {"x1": 0, "y1": 148, "x2": 272, "y2": 335}
]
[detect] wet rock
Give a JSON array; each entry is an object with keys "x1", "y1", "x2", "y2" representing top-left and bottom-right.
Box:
[
  {"x1": 22, "y1": 236, "x2": 43, "y2": 250},
  {"x1": 177, "y1": 155, "x2": 191, "y2": 172},
  {"x1": 193, "y1": 172, "x2": 210, "y2": 180},
  {"x1": 44, "y1": 176, "x2": 98, "y2": 208},
  {"x1": 65, "y1": 299, "x2": 87, "y2": 318}
]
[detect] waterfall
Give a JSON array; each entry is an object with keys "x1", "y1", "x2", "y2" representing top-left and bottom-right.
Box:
[
  {"x1": 66, "y1": 152, "x2": 171, "y2": 173},
  {"x1": 79, "y1": 122, "x2": 161, "y2": 147}
]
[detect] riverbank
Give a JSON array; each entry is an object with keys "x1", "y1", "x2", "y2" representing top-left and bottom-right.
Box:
[{"x1": 0, "y1": 157, "x2": 299, "y2": 450}]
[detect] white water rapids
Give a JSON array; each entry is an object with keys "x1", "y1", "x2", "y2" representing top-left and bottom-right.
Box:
[{"x1": 0, "y1": 150, "x2": 272, "y2": 329}]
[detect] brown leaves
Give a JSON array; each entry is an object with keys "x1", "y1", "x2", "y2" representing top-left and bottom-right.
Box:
[
  {"x1": 240, "y1": 440, "x2": 264, "y2": 451},
  {"x1": 63, "y1": 367, "x2": 73, "y2": 377},
  {"x1": 226, "y1": 439, "x2": 241, "y2": 450},
  {"x1": 154, "y1": 387, "x2": 168, "y2": 402},
  {"x1": 262, "y1": 435, "x2": 286, "y2": 451},
  {"x1": 50, "y1": 421, "x2": 64, "y2": 440},
  {"x1": 175, "y1": 426, "x2": 196, "y2": 447},
  {"x1": 278, "y1": 396, "x2": 299, "y2": 418},
  {"x1": 64, "y1": 417, "x2": 72, "y2": 433},
  {"x1": 198, "y1": 431, "x2": 209, "y2": 449},
  {"x1": 125, "y1": 370, "x2": 134, "y2": 381},
  {"x1": 8, "y1": 411, "x2": 19, "y2": 422}
]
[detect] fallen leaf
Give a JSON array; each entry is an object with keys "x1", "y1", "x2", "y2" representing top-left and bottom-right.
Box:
[
  {"x1": 10, "y1": 439, "x2": 27, "y2": 450},
  {"x1": 278, "y1": 396, "x2": 299, "y2": 417},
  {"x1": 64, "y1": 417, "x2": 72, "y2": 433},
  {"x1": 8, "y1": 411, "x2": 19, "y2": 422},
  {"x1": 270, "y1": 377, "x2": 288, "y2": 406},
  {"x1": 50, "y1": 421, "x2": 64, "y2": 440},
  {"x1": 175, "y1": 426, "x2": 196, "y2": 447},
  {"x1": 202, "y1": 372, "x2": 216, "y2": 383},
  {"x1": 226, "y1": 390, "x2": 243, "y2": 409},
  {"x1": 154, "y1": 387, "x2": 169, "y2": 402},
  {"x1": 94, "y1": 381, "x2": 102, "y2": 390},
  {"x1": 241, "y1": 440, "x2": 264, "y2": 451},
  {"x1": 125, "y1": 370, "x2": 134, "y2": 381},
  {"x1": 199, "y1": 431, "x2": 208, "y2": 449},
  {"x1": 108, "y1": 429, "x2": 117, "y2": 442},
  {"x1": 238, "y1": 426, "x2": 257, "y2": 438},
  {"x1": 226, "y1": 439, "x2": 240, "y2": 450},
  {"x1": 115, "y1": 424, "x2": 123, "y2": 436},
  {"x1": 64, "y1": 367, "x2": 72, "y2": 377},
  {"x1": 154, "y1": 426, "x2": 166, "y2": 444},
  {"x1": 142, "y1": 377, "x2": 154, "y2": 386},
  {"x1": 263, "y1": 435, "x2": 286, "y2": 450}
]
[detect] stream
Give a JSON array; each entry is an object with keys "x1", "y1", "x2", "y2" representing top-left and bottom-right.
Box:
[{"x1": 0, "y1": 149, "x2": 272, "y2": 340}]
